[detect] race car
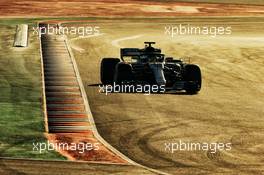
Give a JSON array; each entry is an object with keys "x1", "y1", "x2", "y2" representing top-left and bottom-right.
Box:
[{"x1": 100, "y1": 42, "x2": 202, "y2": 94}]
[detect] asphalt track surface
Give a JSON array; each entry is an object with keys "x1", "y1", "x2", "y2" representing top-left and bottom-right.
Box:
[
  {"x1": 71, "y1": 20, "x2": 264, "y2": 174},
  {"x1": 0, "y1": 158, "x2": 156, "y2": 175},
  {"x1": 1, "y1": 19, "x2": 263, "y2": 175}
]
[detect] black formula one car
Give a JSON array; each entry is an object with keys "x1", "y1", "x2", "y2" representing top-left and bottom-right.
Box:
[{"x1": 100, "y1": 42, "x2": 202, "y2": 94}]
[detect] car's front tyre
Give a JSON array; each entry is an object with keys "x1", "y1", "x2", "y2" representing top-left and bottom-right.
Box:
[
  {"x1": 114, "y1": 63, "x2": 134, "y2": 84},
  {"x1": 183, "y1": 64, "x2": 202, "y2": 94}
]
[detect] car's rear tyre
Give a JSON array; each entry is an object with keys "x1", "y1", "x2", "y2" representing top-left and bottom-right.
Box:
[
  {"x1": 114, "y1": 63, "x2": 134, "y2": 84},
  {"x1": 184, "y1": 64, "x2": 202, "y2": 94},
  {"x1": 100, "y1": 58, "x2": 120, "y2": 84}
]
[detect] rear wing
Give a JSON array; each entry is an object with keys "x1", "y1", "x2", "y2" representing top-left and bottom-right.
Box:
[{"x1": 120, "y1": 48, "x2": 140, "y2": 60}]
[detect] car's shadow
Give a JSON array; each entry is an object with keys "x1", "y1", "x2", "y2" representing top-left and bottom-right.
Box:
[
  {"x1": 88, "y1": 84, "x2": 102, "y2": 87},
  {"x1": 88, "y1": 83, "x2": 197, "y2": 95}
]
